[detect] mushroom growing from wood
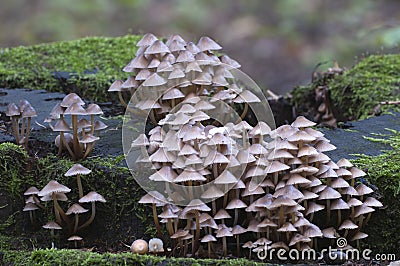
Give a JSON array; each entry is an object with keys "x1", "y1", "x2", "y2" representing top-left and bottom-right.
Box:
[{"x1": 78, "y1": 191, "x2": 106, "y2": 230}]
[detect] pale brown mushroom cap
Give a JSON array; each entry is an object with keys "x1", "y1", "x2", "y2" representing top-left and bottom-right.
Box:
[
  {"x1": 24, "y1": 186, "x2": 40, "y2": 196},
  {"x1": 273, "y1": 185, "x2": 304, "y2": 200},
  {"x1": 66, "y1": 203, "x2": 89, "y2": 215},
  {"x1": 40, "y1": 192, "x2": 68, "y2": 202},
  {"x1": 145, "y1": 40, "x2": 170, "y2": 55},
  {"x1": 79, "y1": 134, "x2": 100, "y2": 144},
  {"x1": 216, "y1": 227, "x2": 233, "y2": 238},
  {"x1": 350, "y1": 167, "x2": 366, "y2": 178},
  {"x1": 65, "y1": 163, "x2": 91, "y2": 176},
  {"x1": 331, "y1": 198, "x2": 350, "y2": 210},
  {"x1": 21, "y1": 105, "x2": 37, "y2": 118},
  {"x1": 43, "y1": 221, "x2": 62, "y2": 230},
  {"x1": 337, "y1": 158, "x2": 354, "y2": 168},
  {"x1": 149, "y1": 166, "x2": 177, "y2": 182},
  {"x1": 354, "y1": 204, "x2": 375, "y2": 217},
  {"x1": 23, "y1": 202, "x2": 39, "y2": 211},
  {"x1": 86, "y1": 104, "x2": 103, "y2": 115},
  {"x1": 350, "y1": 231, "x2": 368, "y2": 241},
  {"x1": 289, "y1": 234, "x2": 311, "y2": 246},
  {"x1": 175, "y1": 169, "x2": 206, "y2": 183},
  {"x1": 318, "y1": 186, "x2": 341, "y2": 200},
  {"x1": 339, "y1": 219, "x2": 358, "y2": 230},
  {"x1": 254, "y1": 237, "x2": 272, "y2": 246},
  {"x1": 197, "y1": 36, "x2": 222, "y2": 51},
  {"x1": 78, "y1": 191, "x2": 106, "y2": 204},
  {"x1": 201, "y1": 234, "x2": 217, "y2": 242},
  {"x1": 363, "y1": 197, "x2": 383, "y2": 208},
  {"x1": 322, "y1": 227, "x2": 338, "y2": 238},
  {"x1": 137, "y1": 33, "x2": 158, "y2": 47},
  {"x1": 291, "y1": 116, "x2": 316, "y2": 128},
  {"x1": 68, "y1": 235, "x2": 83, "y2": 241},
  {"x1": 355, "y1": 183, "x2": 374, "y2": 196},
  {"x1": 226, "y1": 198, "x2": 247, "y2": 209},
  {"x1": 183, "y1": 199, "x2": 211, "y2": 212},
  {"x1": 108, "y1": 80, "x2": 124, "y2": 92},
  {"x1": 38, "y1": 180, "x2": 71, "y2": 197},
  {"x1": 303, "y1": 224, "x2": 323, "y2": 238},
  {"x1": 143, "y1": 73, "x2": 167, "y2": 87},
  {"x1": 214, "y1": 209, "x2": 231, "y2": 220},
  {"x1": 277, "y1": 222, "x2": 297, "y2": 232},
  {"x1": 94, "y1": 120, "x2": 108, "y2": 131},
  {"x1": 6, "y1": 103, "x2": 20, "y2": 117},
  {"x1": 305, "y1": 202, "x2": 325, "y2": 215},
  {"x1": 64, "y1": 103, "x2": 87, "y2": 116},
  {"x1": 201, "y1": 185, "x2": 225, "y2": 199},
  {"x1": 60, "y1": 93, "x2": 85, "y2": 107}
]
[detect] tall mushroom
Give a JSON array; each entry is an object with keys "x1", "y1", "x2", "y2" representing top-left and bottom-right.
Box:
[
  {"x1": 78, "y1": 191, "x2": 106, "y2": 230},
  {"x1": 65, "y1": 163, "x2": 92, "y2": 199}
]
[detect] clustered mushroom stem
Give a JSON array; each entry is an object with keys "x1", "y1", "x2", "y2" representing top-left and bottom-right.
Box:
[
  {"x1": 25, "y1": 117, "x2": 32, "y2": 149},
  {"x1": 233, "y1": 209, "x2": 239, "y2": 226},
  {"x1": 192, "y1": 210, "x2": 201, "y2": 257},
  {"x1": 326, "y1": 199, "x2": 331, "y2": 224},
  {"x1": 337, "y1": 209, "x2": 342, "y2": 226},
  {"x1": 236, "y1": 235, "x2": 240, "y2": 256},
  {"x1": 152, "y1": 203, "x2": 162, "y2": 239},
  {"x1": 78, "y1": 202, "x2": 96, "y2": 230},
  {"x1": 52, "y1": 193, "x2": 71, "y2": 230},
  {"x1": 73, "y1": 214, "x2": 79, "y2": 234},
  {"x1": 77, "y1": 174, "x2": 84, "y2": 199},
  {"x1": 208, "y1": 242, "x2": 212, "y2": 258},
  {"x1": 71, "y1": 115, "x2": 82, "y2": 159},
  {"x1": 279, "y1": 206, "x2": 284, "y2": 227},
  {"x1": 63, "y1": 137, "x2": 76, "y2": 161},
  {"x1": 239, "y1": 103, "x2": 249, "y2": 121},
  {"x1": 166, "y1": 218, "x2": 174, "y2": 236},
  {"x1": 58, "y1": 132, "x2": 64, "y2": 156},
  {"x1": 222, "y1": 236, "x2": 227, "y2": 257},
  {"x1": 32, "y1": 197, "x2": 45, "y2": 210},
  {"x1": 11, "y1": 117, "x2": 20, "y2": 144},
  {"x1": 20, "y1": 117, "x2": 26, "y2": 141}
]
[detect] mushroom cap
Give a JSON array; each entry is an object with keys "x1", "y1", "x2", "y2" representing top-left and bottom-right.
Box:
[
  {"x1": 171, "y1": 229, "x2": 189, "y2": 239},
  {"x1": 214, "y1": 209, "x2": 231, "y2": 220},
  {"x1": 175, "y1": 169, "x2": 206, "y2": 182},
  {"x1": 149, "y1": 166, "x2": 177, "y2": 182},
  {"x1": 220, "y1": 55, "x2": 241, "y2": 68},
  {"x1": 24, "y1": 186, "x2": 40, "y2": 196},
  {"x1": 337, "y1": 158, "x2": 353, "y2": 168},
  {"x1": 148, "y1": 238, "x2": 164, "y2": 253},
  {"x1": 138, "y1": 191, "x2": 167, "y2": 205},
  {"x1": 66, "y1": 203, "x2": 89, "y2": 215},
  {"x1": 216, "y1": 227, "x2": 233, "y2": 238},
  {"x1": 269, "y1": 195, "x2": 298, "y2": 209},
  {"x1": 273, "y1": 185, "x2": 304, "y2": 200},
  {"x1": 130, "y1": 239, "x2": 149, "y2": 254},
  {"x1": 6, "y1": 103, "x2": 20, "y2": 116},
  {"x1": 60, "y1": 93, "x2": 85, "y2": 108},
  {"x1": 40, "y1": 192, "x2": 68, "y2": 202},
  {"x1": 254, "y1": 237, "x2": 272, "y2": 246},
  {"x1": 226, "y1": 198, "x2": 247, "y2": 209},
  {"x1": 201, "y1": 234, "x2": 217, "y2": 242},
  {"x1": 233, "y1": 90, "x2": 261, "y2": 103},
  {"x1": 363, "y1": 197, "x2": 383, "y2": 208},
  {"x1": 43, "y1": 221, "x2": 62, "y2": 230},
  {"x1": 68, "y1": 235, "x2": 83, "y2": 241},
  {"x1": 331, "y1": 198, "x2": 350, "y2": 210},
  {"x1": 242, "y1": 241, "x2": 256, "y2": 248},
  {"x1": 277, "y1": 222, "x2": 297, "y2": 232},
  {"x1": 21, "y1": 105, "x2": 37, "y2": 118},
  {"x1": 184, "y1": 199, "x2": 211, "y2": 212},
  {"x1": 232, "y1": 225, "x2": 247, "y2": 235},
  {"x1": 201, "y1": 186, "x2": 225, "y2": 199},
  {"x1": 354, "y1": 204, "x2": 375, "y2": 217},
  {"x1": 322, "y1": 227, "x2": 338, "y2": 238},
  {"x1": 303, "y1": 224, "x2": 323, "y2": 238},
  {"x1": 79, "y1": 191, "x2": 106, "y2": 203},
  {"x1": 143, "y1": 73, "x2": 167, "y2": 87},
  {"x1": 64, "y1": 103, "x2": 87, "y2": 116},
  {"x1": 318, "y1": 186, "x2": 341, "y2": 200},
  {"x1": 137, "y1": 33, "x2": 158, "y2": 47},
  {"x1": 131, "y1": 133, "x2": 149, "y2": 147},
  {"x1": 53, "y1": 119, "x2": 71, "y2": 132},
  {"x1": 289, "y1": 234, "x2": 311, "y2": 246},
  {"x1": 79, "y1": 134, "x2": 100, "y2": 144},
  {"x1": 23, "y1": 202, "x2": 39, "y2": 211},
  {"x1": 197, "y1": 36, "x2": 222, "y2": 51},
  {"x1": 94, "y1": 120, "x2": 108, "y2": 131},
  {"x1": 86, "y1": 104, "x2": 103, "y2": 115},
  {"x1": 38, "y1": 180, "x2": 71, "y2": 197},
  {"x1": 305, "y1": 202, "x2": 325, "y2": 215},
  {"x1": 350, "y1": 231, "x2": 368, "y2": 241},
  {"x1": 108, "y1": 80, "x2": 124, "y2": 92},
  {"x1": 339, "y1": 219, "x2": 358, "y2": 230},
  {"x1": 350, "y1": 167, "x2": 366, "y2": 178},
  {"x1": 65, "y1": 163, "x2": 91, "y2": 176},
  {"x1": 291, "y1": 116, "x2": 316, "y2": 128},
  {"x1": 355, "y1": 183, "x2": 374, "y2": 196},
  {"x1": 145, "y1": 40, "x2": 170, "y2": 55}
]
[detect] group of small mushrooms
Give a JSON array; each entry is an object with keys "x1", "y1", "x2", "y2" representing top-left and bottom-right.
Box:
[
  {"x1": 46, "y1": 93, "x2": 107, "y2": 161},
  {"x1": 5, "y1": 99, "x2": 37, "y2": 149},
  {"x1": 120, "y1": 34, "x2": 382, "y2": 258},
  {"x1": 23, "y1": 163, "x2": 106, "y2": 247}
]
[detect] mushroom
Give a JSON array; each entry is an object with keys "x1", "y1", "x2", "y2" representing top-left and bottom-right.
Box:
[
  {"x1": 23, "y1": 202, "x2": 39, "y2": 224},
  {"x1": 24, "y1": 186, "x2": 44, "y2": 209},
  {"x1": 232, "y1": 224, "x2": 247, "y2": 256},
  {"x1": 85, "y1": 104, "x2": 103, "y2": 135},
  {"x1": 38, "y1": 180, "x2": 71, "y2": 228},
  {"x1": 42, "y1": 221, "x2": 62, "y2": 239},
  {"x1": 216, "y1": 225, "x2": 233, "y2": 257},
  {"x1": 139, "y1": 191, "x2": 167, "y2": 239},
  {"x1": 20, "y1": 104, "x2": 37, "y2": 149},
  {"x1": 242, "y1": 241, "x2": 256, "y2": 259},
  {"x1": 65, "y1": 163, "x2": 92, "y2": 199},
  {"x1": 67, "y1": 235, "x2": 83, "y2": 248},
  {"x1": 131, "y1": 239, "x2": 149, "y2": 254},
  {"x1": 201, "y1": 234, "x2": 217, "y2": 258},
  {"x1": 78, "y1": 191, "x2": 106, "y2": 230},
  {"x1": 66, "y1": 203, "x2": 88, "y2": 234},
  {"x1": 5, "y1": 103, "x2": 21, "y2": 144},
  {"x1": 63, "y1": 102, "x2": 87, "y2": 159},
  {"x1": 149, "y1": 238, "x2": 164, "y2": 253}
]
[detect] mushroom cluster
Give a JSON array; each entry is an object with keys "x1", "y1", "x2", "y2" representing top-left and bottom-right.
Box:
[
  {"x1": 108, "y1": 33, "x2": 257, "y2": 124},
  {"x1": 121, "y1": 34, "x2": 381, "y2": 258},
  {"x1": 47, "y1": 93, "x2": 107, "y2": 160},
  {"x1": 23, "y1": 163, "x2": 106, "y2": 247},
  {"x1": 5, "y1": 99, "x2": 37, "y2": 149}
]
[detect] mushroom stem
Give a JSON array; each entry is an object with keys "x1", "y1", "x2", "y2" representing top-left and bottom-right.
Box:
[
  {"x1": 90, "y1": 115, "x2": 95, "y2": 135},
  {"x1": 118, "y1": 91, "x2": 139, "y2": 115},
  {"x1": 279, "y1": 206, "x2": 284, "y2": 227},
  {"x1": 58, "y1": 132, "x2": 64, "y2": 156},
  {"x1": 358, "y1": 215, "x2": 365, "y2": 229},
  {"x1": 188, "y1": 181, "x2": 193, "y2": 200},
  {"x1": 344, "y1": 229, "x2": 349, "y2": 238},
  {"x1": 212, "y1": 200, "x2": 217, "y2": 216},
  {"x1": 78, "y1": 202, "x2": 96, "y2": 230},
  {"x1": 11, "y1": 117, "x2": 20, "y2": 144},
  {"x1": 236, "y1": 235, "x2": 240, "y2": 257},
  {"x1": 208, "y1": 242, "x2": 212, "y2": 258},
  {"x1": 167, "y1": 218, "x2": 174, "y2": 236},
  {"x1": 77, "y1": 174, "x2": 84, "y2": 199},
  {"x1": 240, "y1": 103, "x2": 248, "y2": 121},
  {"x1": 52, "y1": 193, "x2": 71, "y2": 231},
  {"x1": 234, "y1": 209, "x2": 239, "y2": 226},
  {"x1": 326, "y1": 199, "x2": 331, "y2": 224},
  {"x1": 192, "y1": 210, "x2": 200, "y2": 257},
  {"x1": 29, "y1": 211, "x2": 34, "y2": 224},
  {"x1": 21, "y1": 117, "x2": 26, "y2": 141},
  {"x1": 25, "y1": 117, "x2": 32, "y2": 149},
  {"x1": 63, "y1": 136, "x2": 76, "y2": 161},
  {"x1": 73, "y1": 214, "x2": 79, "y2": 234},
  {"x1": 365, "y1": 213, "x2": 372, "y2": 225},
  {"x1": 338, "y1": 209, "x2": 342, "y2": 226},
  {"x1": 71, "y1": 115, "x2": 82, "y2": 160},
  {"x1": 32, "y1": 196, "x2": 45, "y2": 210},
  {"x1": 152, "y1": 203, "x2": 163, "y2": 239},
  {"x1": 222, "y1": 236, "x2": 227, "y2": 257}
]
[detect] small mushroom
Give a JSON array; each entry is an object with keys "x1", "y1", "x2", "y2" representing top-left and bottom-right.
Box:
[
  {"x1": 78, "y1": 191, "x2": 106, "y2": 230},
  {"x1": 130, "y1": 239, "x2": 149, "y2": 254},
  {"x1": 68, "y1": 235, "x2": 83, "y2": 248},
  {"x1": 149, "y1": 238, "x2": 164, "y2": 253},
  {"x1": 43, "y1": 221, "x2": 62, "y2": 239}
]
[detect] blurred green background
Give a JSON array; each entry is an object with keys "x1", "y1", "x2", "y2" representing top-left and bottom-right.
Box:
[{"x1": 1, "y1": 0, "x2": 399, "y2": 94}]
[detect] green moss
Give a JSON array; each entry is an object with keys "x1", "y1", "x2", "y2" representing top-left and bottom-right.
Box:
[
  {"x1": 1, "y1": 248, "x2": 270, "y2": 265},
  {"x1": 0, "y1": 35, "x2": 141, "y2": 102},
  {"x1": 292, "y1": 54, "x2": 400, "y2": 120},
  {"x1": 353, "y1": 129, "x2": 400, "y2": 256}
]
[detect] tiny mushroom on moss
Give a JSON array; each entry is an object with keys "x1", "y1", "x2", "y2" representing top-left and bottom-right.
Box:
[{"x1": 78, "y1": 191, "x2": 106, "y2": 230}]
